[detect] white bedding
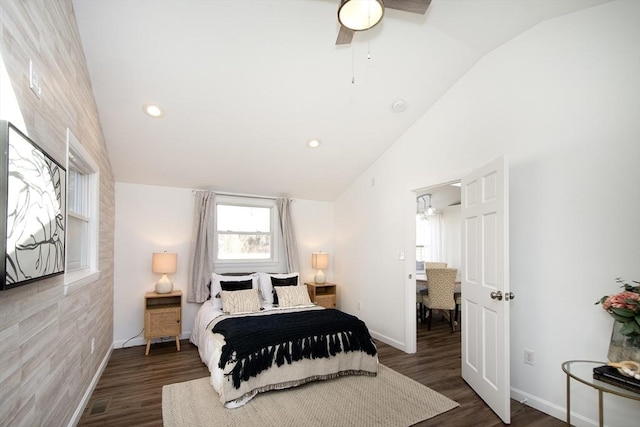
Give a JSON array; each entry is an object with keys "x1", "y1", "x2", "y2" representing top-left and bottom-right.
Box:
[
  {"x1": 190, "y1": 300, "x2": 224, "y2": 378},
  {"x1": 190, "y1": 300, "x2": 378, "y2": 408}
]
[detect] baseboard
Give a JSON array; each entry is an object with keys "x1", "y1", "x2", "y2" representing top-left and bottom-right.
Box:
[
  {"x1": 510, "y1": 387, "x2": 597, "y2": 427},
  {"x1": 68, "y1": 346, "x2": 112, "y2": 427},
  {"x1": 369, "y1": 329, "x2": 406, "y2": 352},
  {"x1": 113, "y1": 331, "x2": 191, "y2": 349}
]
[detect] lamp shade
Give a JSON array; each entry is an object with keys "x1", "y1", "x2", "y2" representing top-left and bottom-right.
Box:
[
  {"x1": 311, "y1": 252, "x2": 329, "y2": 270},
  {"x1": 338, "y1": 0, "x2": 384, "y2": 31},
  {"x1": 312, "y1": 252, "x2": 329, "y2": 284},
  {"x1": 152, "y1": 252, "x2": 177, "y2": 274}
]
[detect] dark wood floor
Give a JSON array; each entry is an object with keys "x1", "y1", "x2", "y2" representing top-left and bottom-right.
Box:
[{"x1": 79, "y1": 318, "x2": 565, "y2": 426}]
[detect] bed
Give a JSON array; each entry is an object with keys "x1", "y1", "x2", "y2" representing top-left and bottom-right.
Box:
[{"x1": 190, "y1": 272, "x2": 378, "y2": 408}]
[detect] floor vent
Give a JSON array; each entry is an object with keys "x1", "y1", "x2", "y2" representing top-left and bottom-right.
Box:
[{"x1": 89, "y1": 398, "x2": 110, "y2": 415}]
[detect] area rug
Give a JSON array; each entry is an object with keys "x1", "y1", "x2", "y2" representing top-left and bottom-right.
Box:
[{"x1": 162, "y1": 364, "x2": 459, "y2": 427}]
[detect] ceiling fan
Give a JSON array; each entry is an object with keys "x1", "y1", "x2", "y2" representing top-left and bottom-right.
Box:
[{"x1": 336, "y1": 0, "x2": 432, "y2": 45}]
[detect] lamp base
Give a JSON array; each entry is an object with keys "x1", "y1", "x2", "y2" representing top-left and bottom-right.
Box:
[
  {"x1": 314, "y1": 270, "x2": 326, "y2": 284},
  {"x1": 155, "y1": 274, "x2": 173, "y2": 294}
]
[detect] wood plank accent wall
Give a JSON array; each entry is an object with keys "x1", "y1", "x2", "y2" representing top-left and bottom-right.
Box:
[{"x1": 0, "y1": 1, "x2": 115, "y2": 425}]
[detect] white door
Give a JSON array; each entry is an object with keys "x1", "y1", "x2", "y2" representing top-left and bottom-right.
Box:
[{"x1": 461, "y1": 156, "x2": 511, "y2": 423}]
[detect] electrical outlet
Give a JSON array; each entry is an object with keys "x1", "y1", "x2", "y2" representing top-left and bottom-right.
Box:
[
  {"x1": 91, "y1": 338, "x2": 95, "y2": 355},
  {"x1": 357, "y1": 301, "x2": 362, "y2": 310},
  {"x1": 29, "y1": 59, "x2": 42, "y2": 99},
  {"x1": 524, "y1": 349, "x2": 534, "y2": 366}
]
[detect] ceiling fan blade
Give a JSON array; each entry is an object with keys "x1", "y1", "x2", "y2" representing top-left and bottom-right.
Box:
[
  {"x1": 384, "y1": 0, "x2": 431, "y2": 15},
  {"x1": 336, "y1": 25, "x2": 355, "y2": 45}
]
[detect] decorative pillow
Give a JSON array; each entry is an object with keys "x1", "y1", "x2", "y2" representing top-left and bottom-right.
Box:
[
  {"x1": 275, "y1": 285, "x2": 312, "y2": 308},
  {"x1": 220, "y1": 279, "x2": 252, "y2": 292},
  {"x1": 271, "y1": 276, "x2": 298, "y2": 306},
  {"x1": 220, "y1": 288, "x2": 262, "y2": 314},
  {"x1": 211, "y1": 273, "x2": 259, "y2": 308},
  {"x1": 258, "y1": 272, "x2": 299, "y2": 304}
]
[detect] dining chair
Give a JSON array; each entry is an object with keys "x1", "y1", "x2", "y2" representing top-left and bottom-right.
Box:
[
  {"x1": 417, "y1": 263, "x2": 447, "y2": 323},
  {"x1": 422, "y1": 268, "x2": 457, "y2": 332},
  {"x1": 425, "y1": 262, "x2": 447, "y2": 269}
]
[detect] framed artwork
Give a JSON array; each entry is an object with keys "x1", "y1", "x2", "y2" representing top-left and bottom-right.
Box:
[{"x1": 0, "y1": 121, "x2": 66, "y2": 290}]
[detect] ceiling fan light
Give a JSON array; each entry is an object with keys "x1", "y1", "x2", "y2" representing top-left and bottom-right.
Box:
[
  {"x1": 143, "y1": 103, "x2": 164, "y2": 118},
  {"x1": 307, "y1": 139, "x2": 321, "y2": 148},
  {"x1": 338, "y1": 0, "x2": 384, "y2": 31}
]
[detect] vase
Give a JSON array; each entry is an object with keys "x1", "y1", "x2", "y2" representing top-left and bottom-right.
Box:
[{"x1": 607, "y1": 321, "x2": 640, "y2": 364}]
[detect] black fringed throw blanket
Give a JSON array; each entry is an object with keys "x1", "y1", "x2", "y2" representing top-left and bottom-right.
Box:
[{"x1": 212, "y1": 309, "x2": 378, "y2": 389}]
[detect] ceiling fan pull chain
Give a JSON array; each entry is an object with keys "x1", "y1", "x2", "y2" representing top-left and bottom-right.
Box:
[{"x1": 352, "y1": 45, "x2": 356, "y2": 84}]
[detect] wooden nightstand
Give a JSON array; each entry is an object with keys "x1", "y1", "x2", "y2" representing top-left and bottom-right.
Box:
[
  {"x1": 144, "y1": 290, "x2": 182, "y2": 355},
  {"x1": 305, "y1": 282, "x2": 337, "y2": 308}
]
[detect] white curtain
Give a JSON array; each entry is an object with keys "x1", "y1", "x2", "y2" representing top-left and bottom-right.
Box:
[
  {"x1": 188, "y1": 191, "x2": 215, "y2": 303},
  {"x1": 429, "y1": 213, "x2": 443, "y2": 262},
  {"x1": 276, "y1": 198, "x2": 299, "y2": 273},
  {"x1": 441, "y1": 205, "x2": 462, "y2": 274}
]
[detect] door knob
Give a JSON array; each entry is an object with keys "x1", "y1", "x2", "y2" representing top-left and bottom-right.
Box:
[
  {"x1": 490, "y1": 291, "x2": 503, "y2": 301},
  {"x1": 505, "y1": 292, "x2": 515, "y2": 301}
]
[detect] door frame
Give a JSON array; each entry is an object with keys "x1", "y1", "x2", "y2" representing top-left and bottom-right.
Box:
[
  {"x1": 405, "y1": 171, "x2": 468, "y2": 353},
  {"x1": 405, "y1": 160, "x2": 511, "y2": 422}
]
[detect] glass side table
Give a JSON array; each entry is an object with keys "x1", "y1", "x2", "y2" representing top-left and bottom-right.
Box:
[{"x1": 561, "y1": 360, "x2": 640, "y2": 426}]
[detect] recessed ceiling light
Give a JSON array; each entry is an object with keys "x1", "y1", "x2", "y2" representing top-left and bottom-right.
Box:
[
  {"x1": 392, "y1": 99, "x2": 407, "y2": 113},
  {"x1": 307, "y1": 139, "x2": 321, "y2": 148},
  {"x1": 143, "y1": 103, "x2": 164, "y2": 118}
]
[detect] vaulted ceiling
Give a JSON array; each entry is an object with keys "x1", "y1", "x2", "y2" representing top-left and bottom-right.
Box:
[{"x1": 73, "y1": 0, "x2": 608, "y2": 201}]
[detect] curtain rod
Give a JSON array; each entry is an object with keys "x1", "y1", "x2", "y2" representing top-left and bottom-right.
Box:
[{"x1": 191, "y1": 189, "x2": 291, "y2": 201}]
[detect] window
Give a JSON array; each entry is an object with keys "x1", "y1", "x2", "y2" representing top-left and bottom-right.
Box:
[
  {"x1": 65, "y1": 129, "x2": 100, "y2": 294},
  {"x1": 214, "y1": 196, "x2": 278, "y2": 264},
  {"x1": 67, "y1": 167, "x2": 89, "y2": 270}
]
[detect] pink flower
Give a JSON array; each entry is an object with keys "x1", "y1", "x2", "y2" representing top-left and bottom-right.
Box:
[{"x1": 603, "y1": 291, "x2": 640, "y2": 312}]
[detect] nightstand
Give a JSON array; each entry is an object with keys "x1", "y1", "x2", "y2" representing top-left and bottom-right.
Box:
[
  {"x1": 144, "y1": 290, "x2": 182, "y2": 355},
  {"x1": 305, "y1": 282, "x2": 337, "y2": 308}
]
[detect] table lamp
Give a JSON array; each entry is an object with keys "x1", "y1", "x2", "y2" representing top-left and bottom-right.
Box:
[
  {"x1": 152, "y1": 251, "x2": 177, "y2": 294},
  {"x1": 311, "y1": 252, "x2": 329, "y2": 284}
]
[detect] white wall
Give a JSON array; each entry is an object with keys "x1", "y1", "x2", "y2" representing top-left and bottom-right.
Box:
[
  {"x1": 334, "y1": 1, "x2": 639, "y2": 425},
  {"x1": 113, "y1": 184, "x2": 196, "y2": 347},
  {"x1": 113, "y1": 183, "x2": 334, "y2": 347}
]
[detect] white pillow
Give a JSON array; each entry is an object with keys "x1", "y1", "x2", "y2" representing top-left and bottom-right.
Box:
[
  {"x1": 258, "y1": 272, "x2": 300, "y2": 304},
  {"x1": 211, "y1": 273, "x2": 259, "y2": 308},
  {"x1": 220, "y1": 288, "x2": 262, "y2": 314},
  {"x1": 275, "y1": 285, "x2": 312, "y2": 308}
]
